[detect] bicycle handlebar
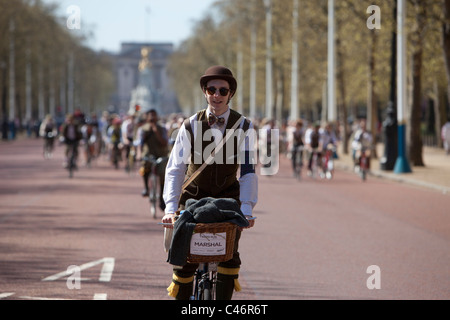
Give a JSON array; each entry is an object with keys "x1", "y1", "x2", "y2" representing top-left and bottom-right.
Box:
[{"x1": 158, "y1": 216, "x2": 256, "y2": 227}]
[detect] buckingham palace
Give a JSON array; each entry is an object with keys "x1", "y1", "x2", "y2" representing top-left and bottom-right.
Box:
[{"x1": 109, "y1": 42, "x2": 180, "y2": 116}]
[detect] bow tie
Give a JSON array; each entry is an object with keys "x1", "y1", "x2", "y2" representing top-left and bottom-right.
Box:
[{"x1": 208, "y1": 113, "x2": 225, "y2": 127}]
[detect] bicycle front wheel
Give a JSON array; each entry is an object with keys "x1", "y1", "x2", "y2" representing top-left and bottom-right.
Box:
[
  {"x1": 198, "y1": 278, "x2": 212, "y2": 300},
  {"x1": 149, "y1": 172, "x2": 158, "y2": 219},
  {"x1": 202, "y1": 283, "x2": 212, "y2": 300}
]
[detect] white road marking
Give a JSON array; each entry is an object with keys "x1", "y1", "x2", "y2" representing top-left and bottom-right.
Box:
[
  {"x1": 42, "y1": 257, "x2": 115, "y2": 282},
  {"x1": 18, "y1": 296, "x2": 73, "y2": 300},
  {"x1": 99, "y1": 257, "x2": 114, "y2": 282},
  {"x1": 0, "y1": 293, "x2": 15, "y2": 299},
  {"x1": 93, "y1": 293, "x2": 107, "y2": 300}
]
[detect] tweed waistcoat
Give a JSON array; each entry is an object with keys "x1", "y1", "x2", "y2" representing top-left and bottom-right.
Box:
[{"x1": 179, "y1": 109, "x2": 250, "y2": 208}]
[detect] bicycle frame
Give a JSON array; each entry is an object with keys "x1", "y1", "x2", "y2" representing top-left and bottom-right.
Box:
[
  {"x1": 322, "y1": 145, "x2": 335, "y2": 180},
  {"x1": 159, "y1": 217, "x2": 256, "y2": 300},
  {"x1": 359, "y1": 149, "x2": 369, "y2": 181},
  {"x1": 310, "y1": 148, "x2": 320, "y2": 179},
  {"x1": 85, "y1": 138, "x2": 96, "y2": 167},
  {"x1": 149, "y1": 161, "x2": 158, "y2": 218},
  {"x1": 192, "y1": 262, "x2": 217, "y2": 300},
  {"x1": 292, "y1": 145, "x2": 304, "y2": 180},
  {"x1": 43, "y1": 134, "x2": 55, "y2": 159},
  {"x1": 67, "y1": 141, "x2": 78, "y2": 178},
  {"x1": 127, "y1": 145, "x2": 136, "y2": 173},
  {"x1": 111, "y1": 142, "x2": 121, "y2": 169}
]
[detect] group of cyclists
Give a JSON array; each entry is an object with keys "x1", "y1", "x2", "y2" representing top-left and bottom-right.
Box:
[
  {"x1": 285, "y1": 118, "x2": 373, "y2": 179},
  {"x1": 38, "y1": 107, "x2": 185, "y2": 210},
  {"x1": 38, "y1": 106, "x2": 374, "y2": 187},
  {"x1": 285, "y1": 119, "x2": 337, "y2": 179},
  {"x1": 40, "y1": 110, "x2": 103, "y2": 170}
]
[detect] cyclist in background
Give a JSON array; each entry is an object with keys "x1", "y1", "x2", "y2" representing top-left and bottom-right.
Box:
[
  {"x1": 288, "y1": 119, "x2": 305, "y2": 177},
  {"x1": 320, "y1": 122, "x2": 337, "y2": 152},
  {"x1": 305, "y1": 122, "x2": 322, "y2": 176},
  {"x1": 121, "y1": 113, "x2": 136, "y2": 172},
  {"x1": 351, "y1": 119, "x2": 373, "y2": 171},
  {"x1": 108, "y1": 117, "x2": 123, "y2": 169},
  {"x1": 60, "y1": 114, "x2": 82, "y2": 169},
  {"x1": 319, "y1": 122, "x2": 338, "y2": 178},
  {"x1": 138, "y1": 109, "x2": 168, "y2": 210},
  {"x1": 81, "y1": 118, "x2": 98, "y2": 167},
  {"x1": 39, "y1": 114, "x2": 57, "y2": 159},
  {"x1": 99, "y1": 111, "x2": 111, "y2": 155}
]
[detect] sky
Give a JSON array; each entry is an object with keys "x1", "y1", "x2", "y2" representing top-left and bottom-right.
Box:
[{"x1": 42, "y1": 0, "x2": 217, "y2": 52}]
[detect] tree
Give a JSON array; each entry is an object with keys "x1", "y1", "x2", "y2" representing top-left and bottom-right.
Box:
[
  {"x1": 0, "y1": 0, "x2": 114, "y2": 134},
  {"x1": 166, "y1": 0, "x2": 446, "y2": 165},
  {"x1": 442, "y1": 0, "x2": 450, "y2": 120},
  {"x1": 408, "y1": 0, "x2": 427, "y2": 166}
]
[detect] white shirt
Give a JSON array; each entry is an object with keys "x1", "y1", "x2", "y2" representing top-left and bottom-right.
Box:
[
  {"x1": 163, "y1": 107, "x2": 258, "y2": 217},
  {"x1": 304, "y1": 128, "x2": 313, "y2": 145},
  {"x1": 320, "y1": 128, "x2": 337, "y2": 149},
  {"x1": 352, "y1": 129, "x2": 373, "y2": 150},
  {"x1": 121, "y1": 118, "x2": 134, "y2": 139}
]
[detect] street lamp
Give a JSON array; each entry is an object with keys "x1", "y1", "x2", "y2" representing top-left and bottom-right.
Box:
[
  {"x1": 327, "y1": 0, "x2": 336, "y2": 122},
  {"x1": 380, "y1": 0, "x2": 398, "y2": 171},
  {"x1": 1, "y1": 61, "x2": 7, "y2": 140},
  {"x1": 8, "y1": 18, "x2": 16, "y2": 139},
  {"x1": 394, "y1": 0, "x2": 412, "y2": 174},
  {"x1": 290, "y1": 0, "x2": 299, "y2": 121},
  {"x1": 263, "y1": 0, "x2": 273, "y2": 120}
]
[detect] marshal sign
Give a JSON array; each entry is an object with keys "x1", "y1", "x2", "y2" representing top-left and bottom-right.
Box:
[{"x1": 190, "y1": 232, "x2": 226, "y2": 256}]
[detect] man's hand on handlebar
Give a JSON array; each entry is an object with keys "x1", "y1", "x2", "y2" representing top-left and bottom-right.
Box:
[
  {"x1": 240, "y1": 215, "x2": 255, "y2": 230},
  {"x1": 161, "y1": 213, "x2": 175, "y2": 228}
]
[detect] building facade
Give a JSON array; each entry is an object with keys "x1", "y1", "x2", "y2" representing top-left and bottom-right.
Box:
[{"x1": 109, "y1": 42, "x2": 180, "y2": 116}]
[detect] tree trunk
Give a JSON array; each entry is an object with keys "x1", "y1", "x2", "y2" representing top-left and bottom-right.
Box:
[
  {"x1": 442, "y1": 0, "x2": 450, "y2": 117},
  {"x1": 433, "y1": 79, "x2": 442, "y2": 148},
  {"x1": 336, "y1": 37, "x2": 348, "y2": 154},
  {"x1": 367, "y1": 30, "x2": 378, "y2": 159},
  {"x1": 408, "y1": 0, "x2": 426, "y2": 167},
  {"x1": 409, "y1": 51, "x2": 425, "y2": 165}
]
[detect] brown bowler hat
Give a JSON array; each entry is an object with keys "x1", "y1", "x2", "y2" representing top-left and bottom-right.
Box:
[{"x1": 200, "y1": 65, "x2": 237, "y2": 96}]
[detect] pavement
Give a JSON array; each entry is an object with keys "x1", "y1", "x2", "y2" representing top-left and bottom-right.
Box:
[{"x1": 334, "y1": 142, "x2": 450, "y2": 195}]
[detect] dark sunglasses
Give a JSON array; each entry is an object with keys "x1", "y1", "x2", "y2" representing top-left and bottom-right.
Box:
[{"x1": 205, "y1": 86, "x2": 231, "y2": 96}]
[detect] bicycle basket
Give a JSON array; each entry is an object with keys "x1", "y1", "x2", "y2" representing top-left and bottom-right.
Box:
[{"x1": 187, "y1": 222, "x2": 237, "y2": 264}]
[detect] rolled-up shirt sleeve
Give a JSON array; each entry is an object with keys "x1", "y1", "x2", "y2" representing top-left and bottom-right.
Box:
[
  {"x1": 239, "y1": 121, "x2": 258, "y2": 216},
  {"x1": 239, "y1": 172, "x2": 258, "y2": 216}
]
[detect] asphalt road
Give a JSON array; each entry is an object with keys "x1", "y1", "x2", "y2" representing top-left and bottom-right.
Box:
[{"x1": 1, "y1": 137, "x2": 449, "y2": 300}]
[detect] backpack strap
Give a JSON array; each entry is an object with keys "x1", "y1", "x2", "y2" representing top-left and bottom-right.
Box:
[{"x1": 181, "y1": 112, "x2": 245, "y2": 190}]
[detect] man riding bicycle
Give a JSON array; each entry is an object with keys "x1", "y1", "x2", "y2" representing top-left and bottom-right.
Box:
[
  {"x1": 121, "y1": 113, "x2": 136, "y2": 172},
  {"x1": 288, "y1": 119, "x2": 304, "y2": 177},
  {"x1": 138, "y1": 109, "x2": 168, "y2": 211},
  {"x1": 351, "y1": 119, "x2": 373, "y2": 171},
  {"x1": 305, "y1": 122, "x2": 322, "y2": 176},
  {"x1": 39, "y1": 114, "x2": 57, "y2": 159},
  {"x1": 161, "y1": 65, "x2": 257, "y2": 300},
  {"x1": 60, "y1": 114, "x2": 82, "y2": 169}
]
